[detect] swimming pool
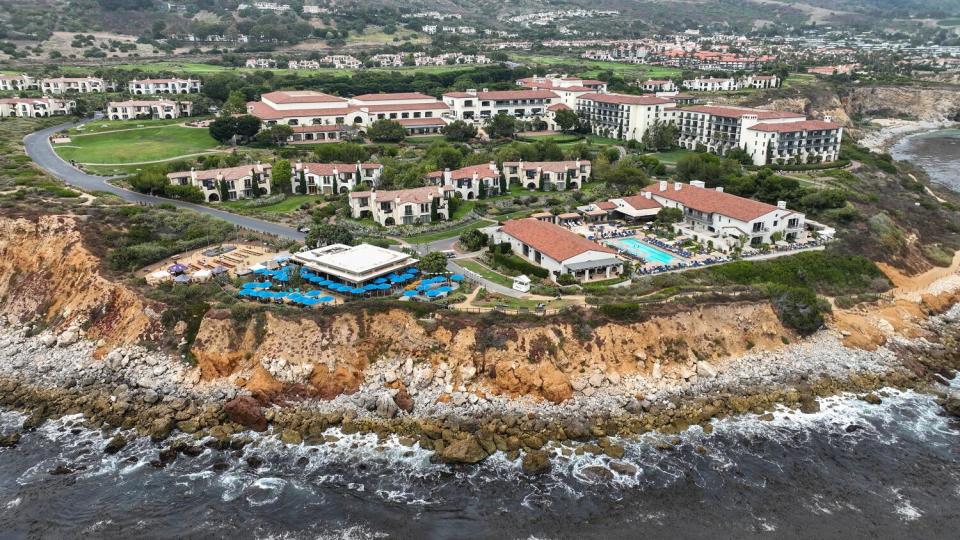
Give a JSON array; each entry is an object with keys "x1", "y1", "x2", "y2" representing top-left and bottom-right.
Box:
[{"x1": 608, "y1": 238, "x2": 677, "y2": 265}]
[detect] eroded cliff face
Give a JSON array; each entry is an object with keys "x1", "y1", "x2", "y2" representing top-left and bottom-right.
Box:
[
  {"x1": 843, "y1": 86, "x2": 960, "y2": 123},
  {"x1": 191, "y1": 303, "x2": 794, "y2": 403},
  {"x1": 0, "y1": 216, "x2": 162, "y2": 348}
]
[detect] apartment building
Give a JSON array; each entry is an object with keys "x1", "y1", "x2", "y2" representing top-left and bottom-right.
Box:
[
  {"x1": 41, "y1": 77, "x2": 108, "y2": 94},
  {"x1": 502, "y1": 160, "x2": 591, "y2": 190},
  {"x1": 292, "y1": 161, "x2": 384, "y2": 194},
  {"x1": 682, "y1": 77, "x2": 739, "y2": 92},
  {"x1": 642, "y1": 180, "x2": 806, "y2": 247},
  {"x1": 320, "y1": 55, "x2": 361, "y2": 69},
  {"x1": 286, "y1": 124, "x2": 350, "y2": 144},
  {"x1": 245, "y1": 58, "x2": 276, "y2": 69},
  {"x1": 370, "y1": 54, "x2": 404, "y2": 67},
  {"x1": 442, "y1": 89, "x2": 558, "y2": 122},
  {"x1": 348, "y1": 186, "x2": 453, "y2": 226},
  {"x1": 516, "y1": 75, "x2": 608, "y2": 93},
  {"x1": 247, "y1": 90, "x2": 449, "y2": 132},
  {"x1": 128, "y1": 78, "x2": 201, "y2": 95},
  {"x1": 639, "y1": 79, "x2": 677, "y2": 93},
  {"x1": 575, "y1": 93, "x2": 675, "y2": 141},
  {"x1": 673, "y1": 104, "x2": 841, "y2": 165},
  {"x1": 426, "y1": 162, "x2": 501, "y2": 200},
  {"x1": 0, "y1": 97, "x2": 75, "y2": 118},
  {"x1": 107, "y1": 99, "x2": 193, "y2": 120},
  {"x1": 0, "y1": 73, "x2": 37, "y2": 92},
  {"x1": 493, "y1": 218, "x2": 623, "y2": 283},
  {"x1": 166, "y1": 163, "x2": 273, "y2": 202}
]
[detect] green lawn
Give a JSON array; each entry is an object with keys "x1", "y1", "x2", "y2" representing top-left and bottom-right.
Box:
[
  {"x1": 510, "y1": 53, "x2": 680, "y2": 81},
  {"x1": 457, "y1": 260, "x2": 515, "y2": 288},
  {"x1": 55, "y1": 125, "x2": 220, "y2": 165},
  {"x1": 451, "y1": 200, "x2": 476, "y2": 220},
  {"x1": 62, "y1": 60, "x2": 479, "y2": 78},
  {"x1": 403, "y1": 219, "x2": 494, "y2": 244},
  {"x1": 69, "y1": 117, "x2": 195, "y2": 136},
  {"x1": 221, "y1": 195, "x2": 321, "y2": 214},
  {"x1": 646, "y1": 149, "x2": 694, "y2": 165}
]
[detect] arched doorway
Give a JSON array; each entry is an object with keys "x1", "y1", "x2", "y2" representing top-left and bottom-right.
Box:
[
  {"x1": 467, "y1": 192, "x2": 475, "y2": 200},
  {"x1": 384, "y1": 217, "x2": 395, "y2": 226},
  {"x1": 339, "y1": 186, "x2": 348, "y2": 194},
  {"x1": 526, "y1": 182, "x2": 536, "y2": 190},
  {"x1": 208, "y1": 193, "x2": 220, "y2": 202}
]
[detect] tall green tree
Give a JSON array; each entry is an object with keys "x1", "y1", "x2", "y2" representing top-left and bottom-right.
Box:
[
  {"x1": 367, "y1": 120, "x2": 406, "y2": 143},
  {"x1": 208, "y1": 117, "x2": 237, "y2": 144},
  {"x1": 220, "y1": 90, "x2": 248, "y2": 116},
  {"x1": 485, "y1": 113, "x2": 516, "y2": 139},
  {"x1": 272, "y1": 159, "x2": 292, "y2": 194},
  {"x1": 553, "y1": 108, "x2": 578, "y2": 133},
  {"x1": 441, "y1": 120, "x2": 477, "y2": 142}
]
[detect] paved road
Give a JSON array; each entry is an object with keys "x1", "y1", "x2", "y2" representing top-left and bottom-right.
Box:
[{"x1": 23, "y1": 120, "x2": 305, "y2": 242}]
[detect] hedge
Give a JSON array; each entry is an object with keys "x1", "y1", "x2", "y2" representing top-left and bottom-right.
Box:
[
  {"x1": 598, "y1": 302, "x2": 640, "y2": 320},
  {"x1": 747, "y1": 159, "x2": 850, "y2": 172},
  {"x1": 492, "y1": 252, "x2": 549, "y2": 278}
]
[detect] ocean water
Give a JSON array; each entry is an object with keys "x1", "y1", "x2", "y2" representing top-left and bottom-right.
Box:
[
  {"x1": 890, "y1": 128, "x2": 960, "y2": 193},
  {"x1": 1, "y1": 379, "x2": 958, "y2": 539}
]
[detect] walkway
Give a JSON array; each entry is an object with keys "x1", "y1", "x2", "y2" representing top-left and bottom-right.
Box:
[{"x1": 23, "y1": 120, "x2": 305, "y2": 242}]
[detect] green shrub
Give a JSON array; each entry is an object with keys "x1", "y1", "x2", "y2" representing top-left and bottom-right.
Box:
[
  {"x1": 492, "y1": 252, "x2": 549, "y2": 278},
  {"x1": 598, "y1": 302, "x2": 640, "y2": 320}
]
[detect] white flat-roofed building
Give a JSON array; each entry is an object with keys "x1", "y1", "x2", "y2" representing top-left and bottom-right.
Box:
[
  {"x1": 503, "y1": 159, "x2": 591, "y2": 190},
  {"x1": 442, "y1": 88, "x2": 559, "y2": 122},
  {"x1": 107, "y1": 99, "x2": 193, "y2": 120},
  {"x1": 0, "y1": 73, "x2": 37, "y2": 92},
  {"x1": 41, "y1": 76, "x2": 108, "y2": 94},
  {"x1": 349, "y1": 185, "x2": 453, "y2": 226},
  {"x1": 128, "y1": 78, "x2": 201, "y2": 95},
  {"x1": 744, "y1": 75, "x2": 779, "y2": 89},
  {"x1": 639, "y1": 79, "x2": 676, "y2": 93},
  {"x1": 292, "y1": 243, "x2": 418, "y2": 286},
  {"x1": 575, "y1": 93, "x2": 675, "y2": 141},
  {"x1": 166, "y1": 163, "x2": 272, "y2": 202},
  {"x1": 493, "y1": 218, "x2": 623, "y2": 283},
  {"x1": 293, "y1": 161, "x2": 384, "y2": 194},
  {"x1": 0, "y1": 97, "x2": 75, "y2": 118},
  {"x1": 682, "y1": 78, "x2": 740, "y2": 92}
]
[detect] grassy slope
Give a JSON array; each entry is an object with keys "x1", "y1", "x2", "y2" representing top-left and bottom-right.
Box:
[{"x1": 55, "y1": 125, "x2": 219, "y2": 164}]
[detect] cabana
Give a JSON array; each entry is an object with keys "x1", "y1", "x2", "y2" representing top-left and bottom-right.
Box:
[{"x1": 146, "y1": 270, "x2": 173, "y2": 285}]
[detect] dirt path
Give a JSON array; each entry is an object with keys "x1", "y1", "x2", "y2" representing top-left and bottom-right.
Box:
[{"x1": 878, "y1": 250, "x2": 960, "y2": 300}]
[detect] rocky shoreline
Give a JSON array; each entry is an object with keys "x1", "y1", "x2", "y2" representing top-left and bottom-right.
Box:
[
  {"x1": 1, "y1": 304, "x2": 959, "y2": 471},
  {"x1": 858, "y1": 118, "x2": 956, "y2": 154}
]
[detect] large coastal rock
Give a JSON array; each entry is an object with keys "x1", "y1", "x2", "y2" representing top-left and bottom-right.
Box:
[
  {"x1": 437, "y1": 437, "x2": 488, "y2": 464},
  {"x1": 224, "y1": 396, "x2": 267, "y2": 432}
]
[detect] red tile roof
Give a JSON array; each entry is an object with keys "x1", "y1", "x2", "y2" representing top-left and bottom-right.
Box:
[
  {"x1": 499, "y1": 218, "x2": 616, "y2": 263},
  {"x1": 747, "y1": 120, "x2": 841, "y2": 133},
  {"x1": 680, "y1": 105, "x2": 804, "y2": 120},
  {"x1": 595, "y1": 201, "x2": 616, "y2": 211},
  {"x1": 502, "y1": 160, "x2": 589, "y2": 173},
  {"x1": 362, "y1": 102, "x2": 448, "y2": 112},
  {"x1": 299, "y1": 162, "x2": 382, "y2": 175},
  {"x1": 447, "y1": 163, "x2": 499, "y2": 179},
  {"x1": 261, "y1": 90, "x2": 347, "y2": 104},
  {"x1": 351, "y1": 185, "x2": 451, "y2": 204},
  {"x1": 547, "y1": 103, "x2": 571, "y2": 111},
  {"x1": 642, "y1": 183, "x2": 778, "y2": 222},
  {"x1": 351, "y1": 92, "x2": 435, "y2": 101},
  {"x1": 444, "y1": 89, "x2": 558, "y2": 100},
  {"x1": 618, "y1": 195, "x2": 663, "y2": 211},
  {"x1": 167, "y1": 163, "x2": 271, "y2": 182},
  {"x1": 397, "y1": 117, "x2": 447, "y2": 127},
  {"x1": 247, "y1": 101, "x2": 356, "y2": 120},
  {"x1": 578, "y1": 93, "x2": 672, "y2": 106}
]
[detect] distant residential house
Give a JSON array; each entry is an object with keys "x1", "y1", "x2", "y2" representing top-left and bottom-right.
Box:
[
  {"x1": 245, "y1": 57, "x2": 276, "y2": 69},
  {"x1": 493, "y1": 218, "x2": 623, "y2": 282},
  {"x1": 128, "y1": 78, "x2": 201, "y2": 95},
  {"x1": 639, "y1": 79, "x2": 676, "y2": 93},
  {"x1": 167, "y1": 163, "x2": 273, "y2": 202},
  {"x1": 743, "y1": 75, "x2": 779, "y2": 89},
  {"x1": 349, "y1": 186, "x2": 453, "y2": 226},
  {"x1": 0, "y1": 73, "x2": 38, "y2": 92},
  {"x1": 0, "y1": 97, "x2": 75, "y2": 118},
  {"x1": 426, "y1": 162, "x2": 501, "y2": 200},
  {"x1": 682, "y1": 77, "x2": 740, "y2": 92},
  {"x1": 107, "y1": 99, "x2": 193, "y2": 120},
  {"x1": 292, "y1": 161, "x2": 384, "y2": 194},
  {"x1": 41, "y1": 76, "x2": 109, "y2": 94},
  {"x1": 502, "y1": 159, "x2": 591, "y2": 190}
]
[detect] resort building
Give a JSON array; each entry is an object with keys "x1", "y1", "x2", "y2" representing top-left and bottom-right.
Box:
[
  {"x1": 442, "y1": 89, "x2": 559, "y2": 122},
  {"x1": 128, "y1": 78, "x2": 202, "y2": 94},
  {"x1": 0, "y1": 73, "x2": 38, "y2": 92},
  {"x1": 607, "y1": 193, "x2": 663, "y2": 221},
  {"x1": 107, "y1": 99, "x2": 193, "y2": 120},
  {"x1": 167, "y1": 163, "x2": 273, "y2": 202},
  {"x1": 0, "y1": 97, "x2": 75, "y2": 118},
  {"x1": 516, "y1": 75, "x2": 607, "y2": 93},
  {"x1": 744, "y1": 75, "x2": 779, "y2": 89},
  {"x1": 642, "y1": 180, "x2": 806, "y2": 248},
  {"x1": 682, "y1": 77, "x2": 739, "y2": 92},
  {"x1": 575, "y1": 93, "x2": 675, "y2": 141},
  {"x1": 292, "y1": 243, "x2": 418, "y2": 287},
  {"x1": 426, "y1": 162, "x2": 502, "y2": 200},
  {"x1": 673, "y1": 105, "x2": 842, "y2": 165},
  {"x1": 292, "y1": 161, "x2": 384, "y2": 194},
  {"x1": 639, "y1": 79, "x2": 677, "y2": 93},
  {"x1": 493, "y1": 218, "x2": 623, "y2": 283},
  {"x1": 502, "y1": 159, "x2": 591, "y2": 190},
  {"x1": 348, "y1": 186, "x2": 453, "y2": 226},
  {"x1": 41, "y1": 77, "x2": 109, "y2": 94},
  {"x1": 286, "y1": 124, "x2": 351, "y2": 144},
  {"x1": 247, "y1": 90, "x2": 449, "y2": 133}
]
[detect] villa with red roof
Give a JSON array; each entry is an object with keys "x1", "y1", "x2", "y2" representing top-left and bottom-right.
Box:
[
  {"x1": 167, "y1": 163, "x2": 273, "y2": 202},
  {"x1": 502, "y1": 159, "x2": 591, "y2": 190},
  {"x1": 575, "y1": 93, "x2": 675, "y2": 142},
  {"x1": 674, "y1": 104, "x2": 842, "y2": 165},
  {"x1": 0, "y1": 97, "x2": 75, "y2": 118},
  {"x1": 293, "y1": 161, "x2": 384, "y2": 194},
  {"x1": 642, "y1": 180, "x2": 806, "y2": 248},
  {"x1": 107, "y1": 99, "x2": 193, "y2": 120},
  {"x1": 128, "y1": 78, "x2": 201, "y2": 95},
  {"x1": 426, "y1": 162, "x2": 501, "y2": 200},
  {"x1": 348, "y1": 186, "x2": 453, "y2": 226},
  {"x1": 493, "y1": 218, "x2": 624, "y2": 282}
]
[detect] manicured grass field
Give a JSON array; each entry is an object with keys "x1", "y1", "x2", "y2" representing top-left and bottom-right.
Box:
[
  {"x1": 403, "y1": 219, "x2": 495, "y2": 244},
  {"x1": 222, "y1": 195, "x2": 321, "y2": 214},
  {"x1": 63, "y1": 60, "x2": 479, "y2": 78},
  {"x1": 457, "y1": 260, "x2": 515, "y2": 288},
  {"x1": 55, "y1": 125, "x2": 220, "y2": 165},
  {"x1": 69, "y1": 117, "x2": 191, "y2": 135},
  {"x1": 646, "y1": 149, "x2": 694, "y2": 165},
  {"x1": 510, "y1": 53, "x2": 681, "y2": 80}
]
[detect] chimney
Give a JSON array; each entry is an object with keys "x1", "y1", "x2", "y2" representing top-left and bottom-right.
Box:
[
  {"x1": 777, "y1": 200, "x2": 786, "y2": 209},
  {"x1": 643, "y1": 191, "x2": 652, "y2": 199},
  {"x1": 716, "y1": 186, "x2": 724, "y2": 193},
  {"x1": 823, "y1": 115, "x2": 833, "y2": 123},
  {"x1": 690, "y1": 180, "x2": 706, "y2": 188},
  {"x1": 659, "y1": 180, "x2": 667, "y2": 191},
  {"x1": 674, "y1": 182, "x2": 682, "y2": 191}
]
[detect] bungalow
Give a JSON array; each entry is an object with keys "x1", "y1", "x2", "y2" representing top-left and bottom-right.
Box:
[
  {"x1": 426, "y1": 162, "x2": 501, "y2": 200},
  {"x1": 493, "y1": 218, "x2": 623, "y2": 282},
  {"x1": 167, "y1": 163, "x2": 272, "y2": 202},
  {"x1": 0, "y1": 97, "x2": 75, "y2": 118},
  {"x1": 641, "y1": 180, "x2": 806, "y2": 248},
  {"x1": 348, "y1": 185, "x2": 453, "y2": 226},
  {"x1": 128, "y1": 78, "x2": 202, "y2": 94},
  {"x1": 107, "y1": 99, "x2": 193, "y2": 120},
  {"x1": 292, "y1": 161, "x2": 384, "y2": 194},
  {"x1": 502, "y1": 159, "x2": 591, "y2": 190}
]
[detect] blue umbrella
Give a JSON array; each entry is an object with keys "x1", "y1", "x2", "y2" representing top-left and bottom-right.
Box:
[
  {"x1": 168, "y1": 263, "x2": 187, "y2": 274},
  {"x1": 350, "y1": 288, "x2": 366, "y2": 295},
  {"x1": 435, "y1": 286, "x2": 453, "y2": 293},
  {"x1": 450, "y1": 274, "x2": 464, "y2": 282},
  {"x1": 402, "y1": 290, "x2": 418, "y2": 297},
  {"x1": 362, "y1": 284, "x2": 379, "y2": 291},
  {"x1": 305, "y1": 290, "x2": 323, "y2": 297},
  {"x1": 316, "y1": 296, "x2": 334, "y2": 303},
  {"x1": 426, "y1": 290, "x2": 442, "y2": 298},
  {"x1": 318, "y1": 279, "x2": 332, "y2": 286},
  {"x1": 376, "y1": 284, "x2": 391, "y2": 290},
  {"x1": 374, "y1": 278, "x2": 388, "y2": 284},
  {"x1": 407, "y1": 268, "x2": 419, "y2": 274}
]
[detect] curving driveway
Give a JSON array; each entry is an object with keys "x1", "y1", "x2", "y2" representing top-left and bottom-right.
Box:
[{"x1": 23, "y1": 120, "x2": 305, "y2": 242}]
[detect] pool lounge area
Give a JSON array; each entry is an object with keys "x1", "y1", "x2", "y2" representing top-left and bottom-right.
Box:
[{"x1": 607, "y1": 237, "x2": 678, "y2": 265}]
